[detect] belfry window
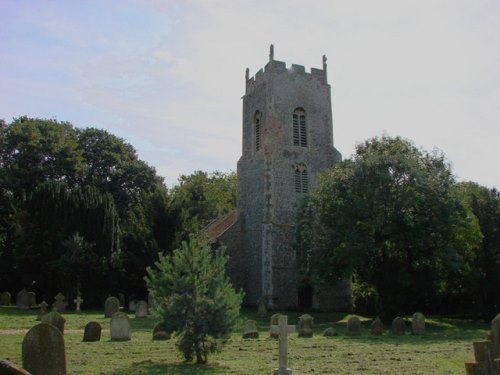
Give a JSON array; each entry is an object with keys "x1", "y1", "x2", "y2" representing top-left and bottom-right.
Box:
[
  {"x1": 294, "y1": 164, "x2": 309, "y2": 193},
  {"x1": 255, "y1": 111, "x2": 262, "y2": 152},
  {"x1": 293, "y1": 108, "x2": 307, "y2": 147}
]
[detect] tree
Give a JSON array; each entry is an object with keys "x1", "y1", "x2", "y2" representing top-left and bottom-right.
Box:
[
  {"x1": 145, "y1": 236, "x2": 243, "y2": 364},
  {"x1": 298, "y1": 135, "x2": 481, "y2": 317}
]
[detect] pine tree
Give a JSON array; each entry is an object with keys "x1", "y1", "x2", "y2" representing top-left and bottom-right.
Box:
[{"x1": 145, "y1": 236, "x2": 243, "y2": 364}]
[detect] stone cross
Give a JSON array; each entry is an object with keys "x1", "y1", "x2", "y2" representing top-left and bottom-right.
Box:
[
  {"x1": 73, "y1": 295, "x2": 83, "y2": 312},
  {"x1": 271, "y1": 315, "x2": 296, "y2": 375}
]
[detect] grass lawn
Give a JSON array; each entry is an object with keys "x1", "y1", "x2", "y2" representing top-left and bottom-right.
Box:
[{"x1": 0, "y1": 307, "x2": 489, "y2": 374}]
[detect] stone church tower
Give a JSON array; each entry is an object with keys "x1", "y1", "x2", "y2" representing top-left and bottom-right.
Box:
[{"x1": 208, "y1": 46, "x2": 351, "y2": 310}]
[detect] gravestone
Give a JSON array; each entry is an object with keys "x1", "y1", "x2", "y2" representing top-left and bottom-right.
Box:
[
  {"x1": 0, "y1": 291, "x2": 11, "y2": 305},
  {"x1": 135, "y1": 300, "x2": 148, "y2": 318},
  {"x1": 270, "y1": 313, "x2": 282, "y2": 338},
  {"x1": 73, "y1": 295, "x2": 83, "y2": 312},
  {"x1": 152, "y1": 321, "x2": 170, "y2": 341},
  {"x1": 271, "y1": 315, "x2": 296, "y2": 375},
  {"x1": 16, "y1": 289, "x2": 30, "y2": 310},
  {"x1": 346, "y1": 316, "x2": 361, "y2": 336},
  {"x1": 104, "y1": 296, "x2": 120, "y2": 318},
  {"x1": 128, "y1": 299, "x2": 137, "y2": 312},
  {"x1": 22, "y1": 323, "x2": 66, "y2": 375},
  {"x1": 323, "y1": 327, "x2": 338, "y2": 337},
  {"x1": 83, "y1": 321, "x2": 102, "y2": 342},
  {"x1": 41, "y1": 309, "x2": 66, "y2": 335},
  {"x1": 411, "y1": 312, "x2": 425, "y2": 335},
  {"x1": 242, "y1": 320, "x2": 259, "y2": 339},
  {"x1": 297, "y1": 314, "x2": 314, "y2": 338},
  {"x1": 110, "y1": 312, "x2": 131, "y2": 341},
  {"x1": 52, "y1": 293, "x2": 67, "y2": 312},
  {"x1": 490, "y1": 314, "x2": 500, "y2": 359},
  {"x1": 371, "y1": 317, "x2": 384, "y2": 335},
  {"x1": 27, "y1": 292, "x2": 36, "y2": 307},
  {"x1": 257, "y1": 297, "x2": 267, "y2": 316},
  {"x1": 36, "y1": 301, "x2": 49, "y2": 321},
  {"x1": 0, "y1": 359, "x2": 31, "y2": 375},
  {"x1": 392, "y1": 316, "x2": 406, "y2": 335}
]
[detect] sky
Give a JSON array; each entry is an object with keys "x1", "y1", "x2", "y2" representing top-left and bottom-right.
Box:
[{"x1": 1, "y1": 0, "x2": 499, "y2": 189}]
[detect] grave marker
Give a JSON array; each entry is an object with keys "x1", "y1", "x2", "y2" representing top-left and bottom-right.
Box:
[
  {"x1": 73, "y1": 295, "x2": 83, "y2": 312},
  {"x1": 16, "y1": 289, "x2": 30, "y2": 310},
  {"x1": 271, "y1": 315, "x2": 296, "y2": 375},
  {"x1": 104, "y1": 296, "x2": 120, "y2": 318},
  {"x1": 0, "y1": 291, "x2": 12, "y2": 305},
  {"x1": 83, "y1": 321, "x2": 102, "y2": 342},
  {"x1": 135, "y1": 300, "x2": 148, "y2": 318},
  {"x1": 52, "y1": 293, "x2": 67, "y2": 312},
  {"x1": 110, "y1": 312, "x2": 131, "y2": 341},
  {"x1": 22, "y1": 323, "x2": 66, "y2": 375},
  {"x1": 41, "y1": 309, "x2": 66, "y2": 335}
]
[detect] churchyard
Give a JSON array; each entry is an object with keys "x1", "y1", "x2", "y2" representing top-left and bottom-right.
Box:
[{"x1": 0, "y1": 306, "x2": 492, "y2": 374}]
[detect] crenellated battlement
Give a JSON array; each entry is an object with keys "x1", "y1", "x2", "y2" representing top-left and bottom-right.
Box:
[{"x1": 245, "y1": 45, "x2": 328, "y2": 94}]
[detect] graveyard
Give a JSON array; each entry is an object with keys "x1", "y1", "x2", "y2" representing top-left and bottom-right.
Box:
[{"x1": 0, "y1": 305, "x2": 492, "y2": 374}]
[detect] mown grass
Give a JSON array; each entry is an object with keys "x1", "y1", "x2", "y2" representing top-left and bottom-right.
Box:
[{"x1": 0, "y1": 306, "x2": 489, "y2": 374}]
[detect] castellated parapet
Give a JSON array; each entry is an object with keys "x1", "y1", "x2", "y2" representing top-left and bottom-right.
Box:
[{"x1": 210, "y1": 45, "x2": 351, "y2": 310}]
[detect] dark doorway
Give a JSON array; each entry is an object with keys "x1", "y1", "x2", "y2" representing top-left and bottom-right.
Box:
[{"x1": 298, "y1": 284, "x2": 313, "y2": 309}]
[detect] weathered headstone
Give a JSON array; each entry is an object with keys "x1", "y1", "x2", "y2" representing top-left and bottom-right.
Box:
[
  {"x1": 242, "y1": 320, "x2": 259, "y2": 339},
  {"x1": 152, "y1": 321, "x2": 170, "y2": 341},
  {"x1": 104, "y1": 296, "x2": 120, "y2": 318},
  {"x1": 22, "y1": 323, "x2": 66, "y2": 375},
  {"x1": 73, "y1": 295, "x2": 83, "y2": 312},
  {"x1": 27, "y1": 292, "x2": 36, "y2": 307},
  {"x1": 16, "y1": 289, "x2": 30, "y2": 310},
  {"x1": 128, "y1": 299, "x2": 137, "y2": 312},
  {"x1": 110, "y1": 312, "x2": 131, "y2": 341},
  {"x1": 83, "y1": 321, "x2": 102, "y2": 342},
  {"x1": 411, "y1": 312, "x2": 425, "y2": 335},
  {"x1": 323, "y1": 327, "x2": 338, "y2": 337},
  {"x1": 490, "y1": 314, "x2": 500, "y2": 359},
  {"x1": 392, "y1": 316, "x2": 406, "y2": 335},
  {"x1": 347, "y1": 316, "x2": 361, "y2": 336},
  {"x1": 271, "y1": 315, "x2": 296, "y2": 375},
  {"x1": 52, "y1": 292, "x2": 67, "y2": 312},
  {"x1": 0, "y1": 291, "x2": 11, "y2": 305},
  {"x1": 257, "y1": 297, "x2": 267, "y2": 317},
  {"x1": 297, "y1": 314, "x2": 314, "y2": 338},
  {"x1": 371, "y1": 317, "x2": 384, "y2": 335},
  {"x1": 0, "y1": 359, "x2": 31, "y2": 375},
  {"x1": 135, "y1": 300, "x2": 148, "y2": 318},
  {"x1": 36, "y1": 300, "x2": 49, "y2": 321},
  {"x1": 41, "y1": 309, "x2": 66, "y2": 335},
  {"x1": 270, "y1": 313, "x2": 282, "y2": 338}
]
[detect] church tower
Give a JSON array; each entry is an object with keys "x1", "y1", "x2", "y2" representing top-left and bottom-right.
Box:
[{"x1": 236, "y1": 45, "x2": 345, "y2": 309}]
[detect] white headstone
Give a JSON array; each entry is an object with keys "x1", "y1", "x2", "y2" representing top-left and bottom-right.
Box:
[{"x1": 271, "y1": 315, "x2": 296, "y2": 375}]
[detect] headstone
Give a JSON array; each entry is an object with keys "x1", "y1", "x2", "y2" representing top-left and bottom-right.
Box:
[
  {"x1": 36, "y1": 301, "x2": 49, "y2": 321},
  {"x1": 135, "y1": 300, "x2": 148, "y2": 318},
  {"x1": 270, "y1": 313, "x2": 282, "y2": 338},
  {"x1": 73, "y1": 295, "x2": 83, "y2": 312},
  {"x1": 346, "y1": 316, "x2": 361, "y2": 336},
  {"x1": 257, "y1": 297, "x2": 267, "y2": 316},
  {"x1": 371, "y1": 317, "x2": 384, "y2": 335},
  {"x1": 490, "y1": 314, "x2": 500, "y2": 359},
  {"x1": 83, "y1": 321, "x2": 102, "y2": 342},
  {"x1": 52, "y1": 292, "x2": 67, "y2": 312},
  {"x1": 242, "y1": 320, "x2": 259, "y2": 339},
  {"x1": 392, "y1": 316, "x2": 406, "y2": 335},
  {"x1": 104, "y1": 296, "x2": 120, "y2": 318},
  {"x1": 128, "y1": 299, "x2": 137, "y2": 312},
  {"x1": 41, "y1": 309, "x2": 66, "y2": 335},
  {"x1": 411, "y1": 312, "x2": 425, "y2": 335},
  {"x1": 297, "y1": 314, "x2": 314, "y2": 338},
  {"x1": 27, "y1": 292, "x2": 36, "y2": 307},
  {"x1": 0, "y1": 291, "x2": 11, "y2": 305},
  {"x1": 152, "y1": 321, "x2": 170, "y2": 341},
  {"x1": 271, "y1": 315, "x2": 296, "y2": 375},
  {"x1": 22, "y1": 323, "x2": 66, "y2": 375},
  {"x1": 16, "y1": 289, "x2": 30, "y2": 310},
  {"x1": 323, "y1": 327, "x2": 338, "y2": 337},
  {"x1": 0, "y1": 359, "x2": 31, "y2": 375},
  {"x1": 110, "y1": 312, "x2": 131, "y2": 341}
]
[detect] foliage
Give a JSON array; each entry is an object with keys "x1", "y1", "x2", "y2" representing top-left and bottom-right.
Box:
[
  {"x1": 298, "y1": 135, "x2": 482, "y2": 317},
  {"x1": 145, "y1": 236, "x2": 243, "y2": 364}
]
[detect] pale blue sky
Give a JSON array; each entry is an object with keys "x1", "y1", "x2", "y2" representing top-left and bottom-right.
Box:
[{"x1": 1, "y1": 0, "x2": 499, "y2": 189}]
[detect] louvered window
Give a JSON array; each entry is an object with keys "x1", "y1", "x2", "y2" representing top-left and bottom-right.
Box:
[
  {"x1": 293, "y1": 108, "x2": 307, "y2": 147},
  {"x1": 294, "y1": 164, "x2": 308, "y2": 193},
  {"x1": 255, "y1": 111, "x2": 262, "y2": 152}
]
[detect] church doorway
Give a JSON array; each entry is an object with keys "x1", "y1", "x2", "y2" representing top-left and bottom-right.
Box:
[{"x1": 298, "y1": 284, "x2": 313, "y2": 309}]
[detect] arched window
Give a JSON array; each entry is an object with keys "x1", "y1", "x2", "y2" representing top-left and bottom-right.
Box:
[
  {"x1": 292, "y1": 108, "x2": 307, "y2": 147},
  {"x1": 254, "y1": 111, "x2": 262, "y2": 152},
  {"x1": 294, "y1": 164, "x2": 309, "y2": 193}
]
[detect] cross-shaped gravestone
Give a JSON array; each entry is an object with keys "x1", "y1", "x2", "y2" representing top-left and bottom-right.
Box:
[
  {"x1": 73, "y1": 295, "x2": 83, "y2": 312},
  {"x1": 270, "y1": 315, "x2": 296, "y2": 375}
]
